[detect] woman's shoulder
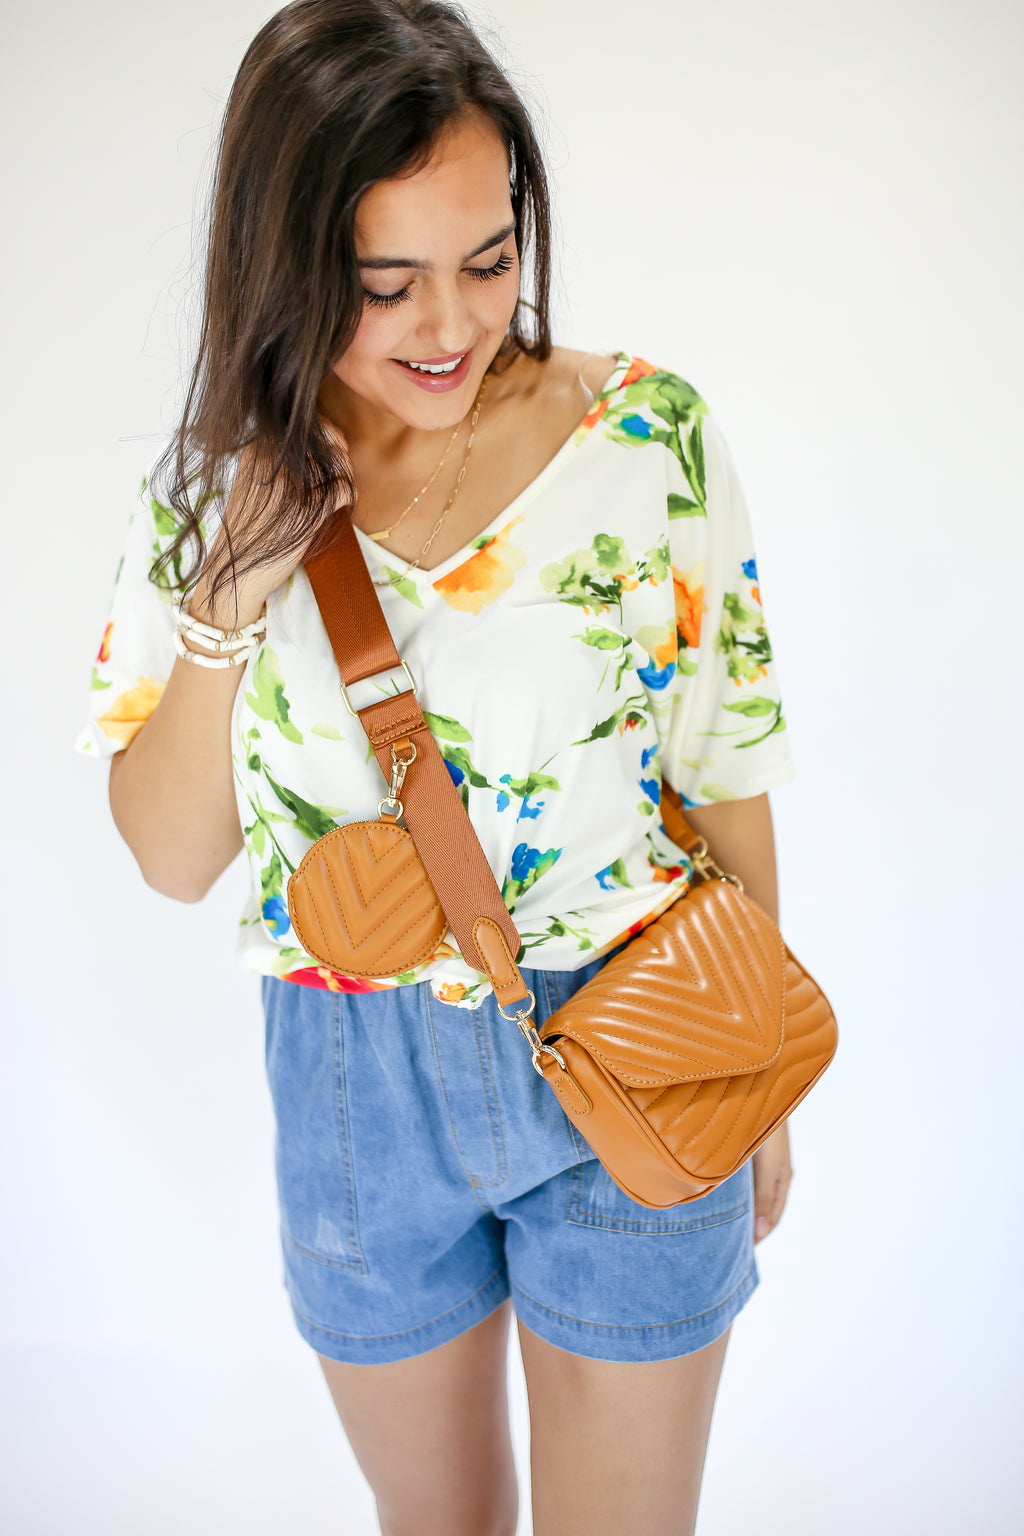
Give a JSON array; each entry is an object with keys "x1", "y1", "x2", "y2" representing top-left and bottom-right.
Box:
[{"x1": 543, "y1": 346, "x2": 710, "y2": 424}]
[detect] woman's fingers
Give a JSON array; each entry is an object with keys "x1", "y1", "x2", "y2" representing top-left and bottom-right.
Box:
[{"x1": 751, "y1": 1123, "x2": 793, "y2": 1243}]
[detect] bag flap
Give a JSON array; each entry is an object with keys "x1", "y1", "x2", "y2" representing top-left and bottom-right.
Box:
[{"x1": 540, "y1": 881, "x2": 786, "y2": 1087}]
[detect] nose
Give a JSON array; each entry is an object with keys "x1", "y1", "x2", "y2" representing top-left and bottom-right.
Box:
[{"x1": 415, "y1": 276, "x2": 475, "y2": 355}]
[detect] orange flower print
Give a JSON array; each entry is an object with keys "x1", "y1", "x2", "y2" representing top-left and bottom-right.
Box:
[
  {"x1": 575, "y1": 393, "x2": 611, "y2": 439},
  {"x1": 619, "y1": 356, "x2": 657, "y2": 390},
  {"x1": 672, "y1": 561, "x2": 706, "y2": 650},
  {"x1": 436, "y1": 981, "x2": 468, "y2": 1004},
  {"x1": 434, "y1": 516, "x2": 527, "y2": 615},
  {"x1": 96, "y1": 621, "x2": 114, "y2": 663},
  {"x1": 97, "y1": 676, "x2": 165, "y2": 747}
]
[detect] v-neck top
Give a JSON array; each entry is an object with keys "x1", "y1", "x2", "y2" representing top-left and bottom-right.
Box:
[{"x1": 76, "y1": 351, "x2": 796, "y2": 1007}]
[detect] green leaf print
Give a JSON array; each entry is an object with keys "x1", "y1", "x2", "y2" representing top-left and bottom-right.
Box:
[
  {"x1": 579, "y1": 627, "x2": 626, "y2": 651},
  {"x1": 148, "y1": 492, "x2": 177, "y2": 539},
  {"x1": 637, "y1": 535, "x2": 671, "y2": 585},
  {"x1": 379, "y1": 566, "x2": 424, "y2": 608},
  {"x1": 688, "y1": 417, "x2": 706, "y2": 499},
  {"x1": 698, "y1": 783, "x2": 738, "y2": 803},
  {"x1": 515, "y1": 911, "x2": 596, "y2": 958},
  {"x1": 261, "y1": 768, "x2": 344, "y2": 842},
  {"x1": 245, "y1": 646, "x2": 303, "y2": 744},
  {"x1": 703, "y1": 698, "x2": 785, "y2": 750},
  {"x1": 270, "y1": 946, "x2": 310, "y2": 975},
  {"x1": 599, "y1": 369, "x2": 709, "y2": 506},
  {"x1": 734, "y1": 707, "x2": 786, "y2": 749},
  {"x1": 442, "y1": 745, "x2": 494, "y2": 790},
  {"x1": 592, "y1": 534, "x2": 631, "y2": 572},
  {"x1": 423, "y1": 711, "x2": 474, "y2": 743},
  {"x1": 572, "y1": 696, "x2": 650, "y2": 746},
  {"x1": 500, "y1": 769, "x2": 562, "y2": 802},
  {"x1": 645, "y1": 373, "x2": 705, "y2": 425},
  {"x1": 667, "y1": 493, "x2": 703, "y2": 519},
  {"x1": 90, "y1": 666, "x2": 112, "y2": 691},
  {"x1": 722, "y1": 697, "x2": 778, "y2": 717},
  {"x1": 310, "y1": 722, "x2": 343, "y2": 740},
  {"x1": 260, "y1": 845, "x2": 284, "y2": 905},
  {"x1": 540, "y1": 536, "x2": 640, "y2": 621},
  {"x1": 716, "y1": 591, "x2": 774, "y2": 686}
]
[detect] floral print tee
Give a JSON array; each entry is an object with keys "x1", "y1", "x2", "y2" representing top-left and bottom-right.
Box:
[{"x1": 77, "y1": 352, "x2": 796, "y2": 1007}]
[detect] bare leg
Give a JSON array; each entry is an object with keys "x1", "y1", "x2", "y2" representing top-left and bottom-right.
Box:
[
  {"x1": 518, "y1": 1318, "x2": 731, "y2": 1536},
  {"x1": 316, "y1": 1298, "x2": 518, "y2": 1536}
]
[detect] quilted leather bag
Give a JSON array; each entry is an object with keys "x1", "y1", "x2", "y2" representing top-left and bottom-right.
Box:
[
  {"x1": 532, "y1": 784, "x2": 838, "y2": 1206},
  {"x1": 292, "y1": 516, "x2": 838, "y2": 1211},
  {"x1": 288, "y1": 742, "x2": 448, "y2": 979}
]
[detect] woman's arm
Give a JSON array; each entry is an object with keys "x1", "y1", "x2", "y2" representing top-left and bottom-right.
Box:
[
  {"x1": 674, "y1": 790, "x2": 792, "y2": 1243},
  {"x1": 107, "y1": 571, "x2": 272, "y2": 903},
  {"x1": 679, "y1": 792, "x2": 778, "y2": 922},
  {"x1": 108, "y1": 429, "x2": 349, "y2": 903}
]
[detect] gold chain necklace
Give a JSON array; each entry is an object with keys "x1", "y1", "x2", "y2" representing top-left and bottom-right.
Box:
[
  {"x1": 364, "y1": 412, "x2": 463, "y2": 545},
  {"x1": 372, "y1": 373, "x2": 488, "y2": 588}
]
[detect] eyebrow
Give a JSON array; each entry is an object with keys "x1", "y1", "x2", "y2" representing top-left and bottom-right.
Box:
[{"x1": 358, "y1": 221, "x2": 516, "y2": 271}]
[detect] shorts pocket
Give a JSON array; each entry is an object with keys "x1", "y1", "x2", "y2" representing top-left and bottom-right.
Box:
[
  {"x1": 566, "y1": 1155, "x2": 752, "y2": 1235},
  {"x1": 263, "y1": 981, "x2": 367, "y2": 1274}
]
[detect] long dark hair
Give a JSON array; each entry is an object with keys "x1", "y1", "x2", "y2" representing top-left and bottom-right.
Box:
[{"x1": 150, "y1": 0, "x2": 553, "y2": 606}]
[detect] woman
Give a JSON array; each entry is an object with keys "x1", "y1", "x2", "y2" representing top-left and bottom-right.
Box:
[{"x1": 79, "y1": 2, "x2": 797, "y2": 1531}]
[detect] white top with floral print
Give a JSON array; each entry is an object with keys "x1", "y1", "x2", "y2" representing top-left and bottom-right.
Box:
[{"x1": 77, "y1": 352, "x2": 796, "y2": 1007}]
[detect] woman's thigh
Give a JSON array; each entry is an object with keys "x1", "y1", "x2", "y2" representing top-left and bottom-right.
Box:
[
  {"x1": 316, "y1": 1299, "x2": 518, "y2": 1536},
  {"x1": 517, "y1": 1318, "x2": 731, "y2": 1536}
]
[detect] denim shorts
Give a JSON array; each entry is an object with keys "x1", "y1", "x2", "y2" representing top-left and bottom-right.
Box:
[{"x1": 261, "y1": 954, "x2": 758, "y2": 1366}]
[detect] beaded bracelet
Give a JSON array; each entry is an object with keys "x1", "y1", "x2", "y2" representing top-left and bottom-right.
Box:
[
  {"x1": 173, "y1": 599, "x2": 267, "y2": 653},
  {"x1": 173, "y1": 629, "x2": 260, "y2": 669}
]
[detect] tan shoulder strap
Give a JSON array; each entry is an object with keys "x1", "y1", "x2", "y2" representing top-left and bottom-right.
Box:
[{"x1": 303, "y1": 516, "x2": 530, "y2": 1008}]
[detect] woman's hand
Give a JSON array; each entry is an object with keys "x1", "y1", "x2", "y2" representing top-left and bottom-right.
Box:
[
  {"x1": 190, "y1": 415, "x2": 351, "y2": 629},
  {"x1": 752, "y1": 1123, "x2": 792, "y2": 1243}
]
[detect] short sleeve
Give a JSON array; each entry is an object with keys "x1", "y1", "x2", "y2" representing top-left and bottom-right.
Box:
[
  {"x1": 657, "y1": 412, "x2": 796, "y2": 806},
  {"x1": 74, "y1": 467, "x2": 183, "y2": 760}
]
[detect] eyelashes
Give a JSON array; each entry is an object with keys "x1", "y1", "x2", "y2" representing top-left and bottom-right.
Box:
[{"x1": 363, "y1": 250, "x2": 516, "y2": 310}]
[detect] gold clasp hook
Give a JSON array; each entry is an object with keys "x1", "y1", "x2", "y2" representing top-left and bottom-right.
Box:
[
  {"x1": 496, "y1": 990, "x2": 568, "y2": 1075},
  {"x1": 688, "y1": 836, "x2": 745, "y2": 890},
  {"x1": 378, "y1": 740, "x2": 417, "y2": 821}
]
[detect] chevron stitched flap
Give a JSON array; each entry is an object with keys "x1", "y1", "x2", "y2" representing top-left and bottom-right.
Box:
[{"x1": 540, "y1": 880, "x2": 786, "y2": 1087}]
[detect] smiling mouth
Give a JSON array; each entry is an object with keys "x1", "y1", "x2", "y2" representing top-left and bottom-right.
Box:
[{"x1": 396, "y1": 354, "x2": 466, "y2": 375}]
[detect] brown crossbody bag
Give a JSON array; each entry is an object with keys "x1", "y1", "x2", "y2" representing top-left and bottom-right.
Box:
[{"x1": 286, "y1": 517, "x2": 838, "y2": 1209}]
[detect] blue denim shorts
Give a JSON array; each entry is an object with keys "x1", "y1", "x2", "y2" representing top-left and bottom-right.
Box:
[{"x1": 261, "y1": 954, "x2": 758, "y2": 1365}]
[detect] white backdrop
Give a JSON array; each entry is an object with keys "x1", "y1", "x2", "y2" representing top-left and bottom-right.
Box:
[{"x1": 3, "y1": 1, "x2": 1022, "y2": 1531}]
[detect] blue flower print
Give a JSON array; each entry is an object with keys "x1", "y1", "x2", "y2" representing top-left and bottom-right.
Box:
[
  {"x1": 445, "y1": 759, "x2": 465, "y2": 787},
  {"x1": 497, "y1": 773, "x2": 545, "y2": 820},
  {"x1": 595, "y1": 858, "x2": 632, "y2": 891},
  {"x1": 502, "y1": 842, "x2": 564, "y2": 910},
  {"x1": 262, "y1": 894, "x2": 291, "y2": 938},
  {"x1": 742, "y1": 556, "x2": 758, "y2": 581},
  {"x1": 639, "y1": 775, "x2": 661, "y2": 808},
  {"x1": 636, "y1": 658, "x2": 675, "y2": 690},
  {"x1": 511, "y1": 844, "x2": 542, "y2": 881},
  {"x1": 641, "y1": 743, "x2": 659, "y2": 771},
  {"x1": 619, "y1": 413, "x2": 652, "y2": 439}
]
